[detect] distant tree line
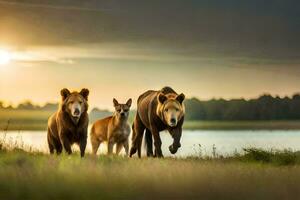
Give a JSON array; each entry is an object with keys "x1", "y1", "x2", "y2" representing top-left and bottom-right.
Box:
[
  {"x1": 2, "y1": 93, "x2": 300, "y2": 121},
  {"x1": 0, "y1": 101, "x2": 58, "y2": 111},
  {"x1": 184, "y1": 94, "x2": 300, "y2": 121}
]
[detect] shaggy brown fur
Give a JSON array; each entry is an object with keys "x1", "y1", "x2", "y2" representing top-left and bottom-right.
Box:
[
  {"x1": 90, "y1": 98, "x2": 132, "y2": 155},
  {"x1": 47, "y1": 88, "x2": 89, "y2": 157},
  {"x1": 130, "y1": 87, "x2": 185, "y2": 158}
]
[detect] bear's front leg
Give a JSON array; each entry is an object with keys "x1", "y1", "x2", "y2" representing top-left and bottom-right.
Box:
[
  {"x1": 168, "y1": 127, "x2": 182, "y2": 154},
  {"x1": 151, "y1": 128, "x2": 163, "y2": 158},
  {"x1": 79, "y1": 134, "x2": 87, "y2": 157},
  {"x1": 145, "y1": 129, "x2": 154, "y2": 157},
  {"x1": 60, "y1": 133, "x2": 72, "y2": 155}
]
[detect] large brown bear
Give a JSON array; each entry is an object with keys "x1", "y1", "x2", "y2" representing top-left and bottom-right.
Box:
[
  {"x1": 130, "y1": 87, "x2": 185, "y2": 158},
  {"x1": 47, "y1": 88, "x2": 89, "y2": 157}
]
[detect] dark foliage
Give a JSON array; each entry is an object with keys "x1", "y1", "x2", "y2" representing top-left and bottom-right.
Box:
[
  {"x1": 184, "y1": 94, "x2": 300, "y2": 120},
  {"x1": 1, "y1": 93, "x2": 300, "y2": 121}
]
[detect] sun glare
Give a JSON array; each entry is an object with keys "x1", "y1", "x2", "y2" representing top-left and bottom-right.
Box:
[{"x1": 0, "y1": 50, "x2": 11, "y2": 65}]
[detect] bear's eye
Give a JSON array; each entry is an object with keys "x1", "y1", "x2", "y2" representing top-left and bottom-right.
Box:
[
  {"x1": 165, "y1": 109, "x2": 168, "y2": 112},
  {"x1": 176, "y1": 108, "x2": 179, "y2": 112},
  {"x1": 69, "y1": 101, "x2": 74, "y2": 104},
  {"x1": 79, "y1": 101, "x2": 83, "y2": 104},
  {"x1": 117, "y1": 109, "x2": 121, "y2": 112}
]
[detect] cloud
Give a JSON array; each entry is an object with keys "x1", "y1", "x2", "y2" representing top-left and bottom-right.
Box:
[
  {"x1": 10, "y1": 49, "x2": 75, "y2": 65},
  {"x1": 6, "y1": 42, "x2": 300, "y2": 70},
  {"x1": 0, "y1": 0, "x2": 299, "y2": 62}
]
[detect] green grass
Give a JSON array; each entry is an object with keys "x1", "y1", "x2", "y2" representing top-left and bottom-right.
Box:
[
  {"x1": 0, "y1": 109, "x2": 52, "y2": 120},
  {"x1": 1, "y1": 137, "x2": 300, "y2": 200},
  {"x1": 0, "y1": 109, "x2": 52, "y2": 131}
]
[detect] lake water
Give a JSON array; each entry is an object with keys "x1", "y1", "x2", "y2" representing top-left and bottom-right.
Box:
[{"x1": 1, "y1": 130, "x2": 300, "y2": 157}]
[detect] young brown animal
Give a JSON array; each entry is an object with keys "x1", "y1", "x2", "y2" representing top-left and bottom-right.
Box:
[
  {"x1": 47, "y1": 88, "x2": 89, "y2": 157},
  {"x1": 90, "y1": 98, "x2": 132, "y2": 155},
  {"x1": 130, "y1": 87, "x2": 185, "y2": 158}
]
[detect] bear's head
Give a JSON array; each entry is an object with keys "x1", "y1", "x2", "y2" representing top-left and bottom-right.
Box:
[
  {"x1": 60, "y1": 88, "x2": 89, "y2": 124},
  {"x1": 157, "y1": 92, "x2": 185, "y2": 127},
  {"x1": 113, "y1": 98, "x2": 132, "y2": 120}
]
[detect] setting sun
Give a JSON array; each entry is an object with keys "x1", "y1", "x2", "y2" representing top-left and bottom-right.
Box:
[{"x1": 0, "y1": 49, "x2": 11, "y2": 65}]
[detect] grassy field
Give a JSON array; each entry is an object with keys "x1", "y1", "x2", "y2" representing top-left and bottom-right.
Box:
[
  {"x1": 1, "y1": 137, "x2": 300, "y2": 200},
  {"x1": 0, "y1": 109, "x2": 52, "y2": 131}
]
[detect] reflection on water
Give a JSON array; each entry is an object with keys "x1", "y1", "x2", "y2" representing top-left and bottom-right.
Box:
[{"x1": 1, "y1": 130, "x2": 300, "y2": 157}]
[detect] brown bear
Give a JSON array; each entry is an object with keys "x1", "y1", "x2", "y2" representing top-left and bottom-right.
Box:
[
  {"x1": 90, "y1": 98, "x2": 132, "y2": 156},
  {"x1": 129, "y1": 87, "x2": 185, "y2": 158},
  {"x1": 47, "y1": 88, "x2": 89, "y2": 157}
]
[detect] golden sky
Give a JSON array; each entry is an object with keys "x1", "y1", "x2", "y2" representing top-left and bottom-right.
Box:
[
  {"x1": 0, "y1": 1, "x2": 299, "y2": 109},
  {"x1": 0, "y1": 44, "x2": 299, "y2": 109}
]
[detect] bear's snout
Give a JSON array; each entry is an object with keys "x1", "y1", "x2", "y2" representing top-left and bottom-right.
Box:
[
  {"x1": 169, "y1": 117, "x2": 177, "y2": 127},
  {"x1": 74, "y1": 108, "x2": 80, "y2": 116},
  {"x1": 170, "y1": 118, "x2": 176, "y2": 124},
  {"x1": 71, "y1": 103, "x2": 82, "y2": 118}
]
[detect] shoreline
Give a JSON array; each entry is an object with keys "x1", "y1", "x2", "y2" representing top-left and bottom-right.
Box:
[{"x1": 2, "y1": 120, "x2": 300, "y2": 131}]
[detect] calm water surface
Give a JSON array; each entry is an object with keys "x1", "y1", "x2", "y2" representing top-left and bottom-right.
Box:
[{"x1": 1, "y1": 130, "x2": 300, "y2": 157}]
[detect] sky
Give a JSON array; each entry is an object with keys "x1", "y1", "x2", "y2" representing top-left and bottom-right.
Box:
[{"x1": 0, "y1": 0, "x2": 299, "y2": 109}]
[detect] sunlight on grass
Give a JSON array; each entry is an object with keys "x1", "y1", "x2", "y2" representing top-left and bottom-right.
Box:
[{"x1": 1, "y1": 135, "x2": 300, "y2": 199}]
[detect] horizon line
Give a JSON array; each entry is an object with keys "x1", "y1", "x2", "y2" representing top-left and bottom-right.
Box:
[{"x1": 1, "y1": 91, "x2": 300, "y2": 110}]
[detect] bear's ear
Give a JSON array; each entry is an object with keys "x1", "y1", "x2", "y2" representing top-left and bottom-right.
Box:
[
  {"x1": 126, "y1": 98, "x2": 132, "y2": 107},
  {"x1": 60, "y1": 88, "x2": 71, "y2": 101},
  {"x1": 113, "y1": 98, "x2": 119, "y2": 107},
  {"x1": 158, "y1": 93, "x2": 167, "y2": 104},
  {"x1": 176, "y1": 93, "x2": 185, "y2": 104},
  {"x1": 80, "y1": 88, "x2": 89, "y2": 100}
]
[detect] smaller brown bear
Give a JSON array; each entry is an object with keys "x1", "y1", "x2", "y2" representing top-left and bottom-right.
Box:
[
  {"x1": 47, "y1": 88, "x2": 89, "y2": 157},
  {"x1": 90, "y1": 98, "x2": 132, "y2": 155}
]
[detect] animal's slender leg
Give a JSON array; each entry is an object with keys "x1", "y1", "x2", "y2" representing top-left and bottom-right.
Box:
[
  {"x1": 123, "y1": 139, "x2": 129, "y2": 156},
  {"x1": 116, "y1": 143, "x2": 123, "y2": 155},
  {"x1": 107, "y1": 139, "x2": 114, "y2": 155},
  {"x1": 91, "y1": 137, "x2": 101, "y2": 155}
]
